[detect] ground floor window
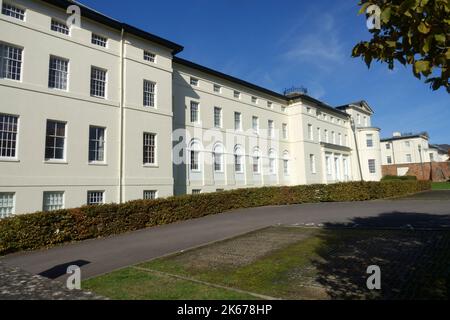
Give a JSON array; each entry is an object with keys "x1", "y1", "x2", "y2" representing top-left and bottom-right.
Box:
[
  {"x1": 43, "y1": 191, "x2": 64, "y2": 211},
  {"x1": 0, "y1": 192, "x2": 14, "y2": 218},
  {"x1": 368, "y1": 159, "x2": 376, "y2": 174},
  {"x1": 87, "y1": 191, "x2": 104, "y2": 205},
  {"x1": 143, "y1": 190, "x2": 157, "y2": 200},
  {"x1": 192, "y1": 189, "x2": 202, "y2": 195}
]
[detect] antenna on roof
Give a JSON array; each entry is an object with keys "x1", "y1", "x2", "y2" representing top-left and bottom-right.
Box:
[{"x1": 283, "y1": 86, "x2": 308, "y2": 97}]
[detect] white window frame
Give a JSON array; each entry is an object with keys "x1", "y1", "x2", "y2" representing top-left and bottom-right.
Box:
[
  {"x1": 251, "y1": 96, "x2": 258, "y2": 104},
  {"x1": 214, "y1": 107, "x2": 222, "y2": 128},
  {"x1": 144, "y1": 51, "x2": 156, "y2": 63},
  {"x1": 308, "y1": 124, "x2": 313, "y2": 140},
  {"x1": 213, "y1": 143, "x2": 224, "y2": 173},
  {"x1": 190, "y1": 77, "x2": 199, "y2": 86},
  {"x1": 252, "y1": 148, "x2": 261, "y2": 174},
  {"x1": 43, "y1": 191, "x2": 64, "y2": 211},
  {"x1": 48, "y1": 55, "x2": 69, "y2": 91},
  {"x1": 283, "y1": 151, "x2": 290, "y2": 176},
  {"x1": 406, "y1": 154, "x2": 412, "y2": 163},
  {"x1": 268, "y1": 120, "x2": 274, "y2": 138},
  {"x1": 310, "y1": 154, "x2": 316, "y2": 174},
  {"x1": 190, "y1": 101, "x2": 199, "y2": 123},
  {"x1": 234, "y1": 145, "x2": 244, "y2": 173},
  {"x1": 50, "y1": 19, "x2": 70, "y2": 35},
  {"x1": 143, "y1": 132, "x2": 157, "y2": 166},
  {"x1": 2, "y1": 2, "x2": 25, "y2": 21},
  {"x1": 90, "y1": 66, "x2": 107, "y2": 98},
  {"x1": 269, "y1": 150, "x2": 277, "y2": 175},
  {"x1": 252, "y1": 116, "x2": 259, "y2": 134},
  {"x1": 234, "y1": 112, "x2": 242, "y2": 131},
  {"x1": 213, "y1": 84, "x2": 221, "y2": 93},
  {"x1": 45, "y1": 120, "x2": 66, "y2": 161},
  {"x1": 0, "y1": 192, "x2": 15, "y2": 218},
  {"x1": 368, "y1": 159, "x2": 376, "y2": 174},
  {"x1": 89, "y1": 126, "x2": 106, "y2": 163},
  {"x1": 91, "y1": 33, "x2": 108, "y2": 48},
  {"x1": 233, "y1": 91, "x2": 241, "y2": 99},
  {"x1": 0, "y1": 43, "x2": 23, "y2": 81},
  {"x1": 87, "y1": 191, "x2": 104, "y2": 205},
  {"x1": 143, "y1": 190, "x2": 158, "y2": 200},
  {"x1": 282, "y1": 123, "x2": 288, "y2": 139},
  {"x1": 0, "y1": 113, "x2": 19, "y2": 159},
  {"x1": 189, "y1": 140, "x2": 201, "y2": 172},
  {"x1": 366, "y1": 134, "x2": 374, "y2": 147},
  {"x1": 143, "y1": 80, "x2": 156, "y2": 108}
]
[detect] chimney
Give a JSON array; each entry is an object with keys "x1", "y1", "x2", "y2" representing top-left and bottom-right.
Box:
[{"x1": 393, "y1": 132, "x2": 401, "y2": 137}]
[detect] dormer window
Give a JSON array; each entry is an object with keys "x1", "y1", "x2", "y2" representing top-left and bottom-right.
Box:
[
  {"x1": 91, "y1": 34, "x2": 107, "y2": 47},
  {"x1": 190, "y1": 77, "x2": 199, "y2": 86},
  {"x1": 2, "y1": 3, "x2": 25, "y2": 20},
  {"x1": 144, "y1": 51, "x2": 156, "y2": 63},
  {"x1": 51, "y1": 19, "x2": 69, "y2": 35}
]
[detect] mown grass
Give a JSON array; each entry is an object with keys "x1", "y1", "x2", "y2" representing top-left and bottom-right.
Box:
[
  {"x1": 83, "y1": 267, "x2": 256, "y2": 300},
  {"x1": 83, "y1": 227, "x2": 450, "y2": 300},
  {"x1": 432, "y1": 182, "x2": 450, "y2": 190}
]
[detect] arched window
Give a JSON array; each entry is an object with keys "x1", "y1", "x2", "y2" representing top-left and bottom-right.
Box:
[
  {"x1": 252, "y1": 147, "x2": 261, "y2": 174},
  {"x1": 213, "y1": 143, "x2": 224, "y2": 172},
  {"x1": 269, "y1": 149, "x2": 277, "y2": 174},
  {"x1": 234, "y1": 145, "x2": 244, "y2": 173},
  {"x1": 283, "y1": 151, "x2": 290, "y2": 175},
  {"x1": 189, "y1": 140, "x2": 201, "y2": 171}
]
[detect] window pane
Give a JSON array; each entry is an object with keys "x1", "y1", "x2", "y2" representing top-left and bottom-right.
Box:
[
  {"x1": 0, "y1": 192, "x2": 14, "y2": 218},
  {"x1": 0, "y1": 114, "x2": 18, "y2": 158},
  {"x1": 48, "y1": 56, "x2": 68, "y2": 90},
  {"x1": 0, "y1": 44, "x2": 23, "y2": 80},
  {"x1": 2, "y1": 3, "x2": 25, "y2": 20},
  {"x1": 45, "y1": 120, "x2": 65, "y2": 160}
]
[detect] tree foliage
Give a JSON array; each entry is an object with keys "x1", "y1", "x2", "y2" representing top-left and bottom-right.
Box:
[{"x1": 352, "y1": 0, "x2": 449, "y2": 92}]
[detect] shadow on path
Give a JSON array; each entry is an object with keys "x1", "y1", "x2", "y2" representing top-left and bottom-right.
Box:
[{"x1": 314, "y1": 212, "x2": 450, "y2": 300}]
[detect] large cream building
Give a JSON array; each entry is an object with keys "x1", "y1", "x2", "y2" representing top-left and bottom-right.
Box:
[{"x1": 0, "y1": 0, "x2": 383, "y2": 216}]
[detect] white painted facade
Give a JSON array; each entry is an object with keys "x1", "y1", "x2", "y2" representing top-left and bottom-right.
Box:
[
  {"x1": 0, "y1": 0, "x2": 383, "y2": 215},
  {"x1": 381, "y1": 133, "x2": 449, "y2": 165}
]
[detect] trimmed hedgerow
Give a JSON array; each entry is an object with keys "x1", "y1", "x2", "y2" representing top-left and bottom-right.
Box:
[
  {"x1": 0, "y1": 180, "x2": 430, "y2": 255},
  {"x1": 381, "y1": 175, "x2": 418, "y2": 181}
]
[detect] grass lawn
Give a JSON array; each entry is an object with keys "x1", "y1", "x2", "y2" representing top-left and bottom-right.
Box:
[
  {"x1": 432, "y1": 182, "x2": 450, "y2": 190},
  {"x1": 83, "y1": 226, "x2": 450, "y2": 300}
]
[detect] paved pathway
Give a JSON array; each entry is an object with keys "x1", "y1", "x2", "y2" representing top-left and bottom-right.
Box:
[
  {"x1": 0, "y1": 262, "x2": 104, "y2": 300},
  {"x1": 1, "y1": 191, "x2": 450, "y2": 283}
]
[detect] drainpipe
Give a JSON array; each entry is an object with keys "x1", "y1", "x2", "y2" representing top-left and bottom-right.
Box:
[
  {"x1": 418, "y1": 145, "x2": 425, "y2": 180},
  {"x1": 351, "y1": 118, "x2": 364, "y2": 181},
  {"x1": 119, "y1": 27, "x2": 125, "y2": 203}
]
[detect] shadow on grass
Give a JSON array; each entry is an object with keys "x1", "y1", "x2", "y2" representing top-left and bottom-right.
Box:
[{"x1": 313, "y1": 212, "x2": 450, "y2": 300}]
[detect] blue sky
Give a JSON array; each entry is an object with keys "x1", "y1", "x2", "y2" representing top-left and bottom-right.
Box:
[{"x1": 81, "y1": 0, "x2": 449, "y2": 143}]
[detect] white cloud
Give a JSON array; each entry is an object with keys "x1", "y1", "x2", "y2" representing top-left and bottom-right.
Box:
[{"x1": 281, "y1": 13, "x2": 345, "y2": 72}]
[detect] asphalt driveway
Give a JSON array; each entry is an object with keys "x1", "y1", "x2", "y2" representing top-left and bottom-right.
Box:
[{"x1": 1, "y1": 190, "x2": 450, "y2": 282}]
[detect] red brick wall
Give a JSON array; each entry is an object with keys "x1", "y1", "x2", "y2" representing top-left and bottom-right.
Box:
[{"x1": 382, "y1": 162, "x2": 450, "y2": 181}]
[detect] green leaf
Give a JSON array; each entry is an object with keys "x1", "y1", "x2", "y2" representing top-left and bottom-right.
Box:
[
  {"x1": 414, "y1": 60, "x2": 431, "y2": 74},
  {"x1": 422, "y1": 36, "x2": 432, "y2": 53},
  {"x1": 434, "y1": 34, "x2": 446, "y2": 44},
  {"x1": 386, "y1": 41, "x2": 397, "y2": 47},
  {"x1": 418, "y1": 22, "x2": 431, "y2": 34},
  {"x1": 358, "y1": 2, "x2": 372, "y2": 15},
  {"x1": 364, "y1": 54, "x2": 373, "y2": 68},
  {"x1": 381, "y1": 7, "x2": 392, "y2": 24}
]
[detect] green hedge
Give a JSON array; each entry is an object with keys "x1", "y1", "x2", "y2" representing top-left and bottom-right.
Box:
[
  {"x1": 0, "y1": 180, "x2": 431, "y2": 255},
  {"x1": 381, "y1": 175, "x2": 418, "y2": 181}
]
